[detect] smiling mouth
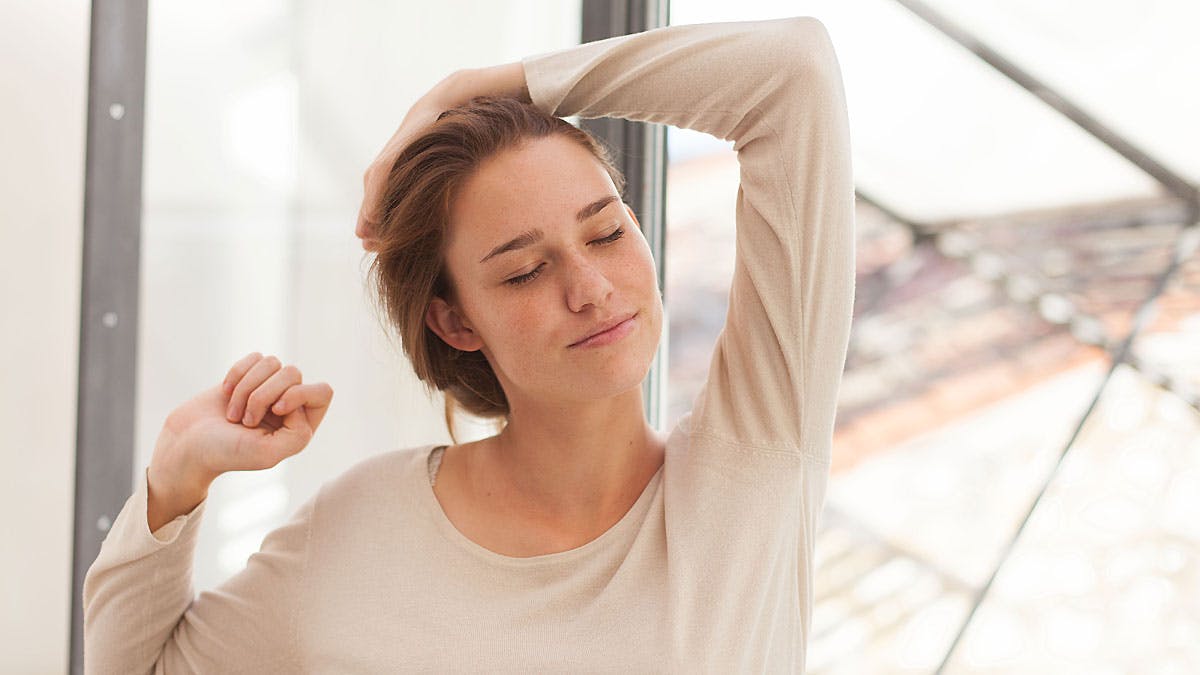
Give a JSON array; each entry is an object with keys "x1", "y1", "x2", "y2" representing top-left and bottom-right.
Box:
[{"x1": 569, "y1": 312, "x2": 638, "y2": 348}]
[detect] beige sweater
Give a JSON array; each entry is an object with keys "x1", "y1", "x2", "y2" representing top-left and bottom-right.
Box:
[{"x1": 83, "y1": 16, "x2": 855, "y2": 673}]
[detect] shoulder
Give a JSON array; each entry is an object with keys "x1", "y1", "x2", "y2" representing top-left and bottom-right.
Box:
[
  {"x1": 315, "y1": 444, "x2": 439, "y2": 509},
  {"x1": 296, "y1": 445, "x2": 441, "y2": 571}
]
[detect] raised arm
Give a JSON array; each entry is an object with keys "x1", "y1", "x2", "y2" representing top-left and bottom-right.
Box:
[
  {"x1": 521, "y1": 17, "x2": 855, "y2": 463},
  {"x1": 356, "y1": 17, "x2": 854, "y2": 458},
  {"x1": 82, "y1": 354, "x2": 331, "y2": 673}
]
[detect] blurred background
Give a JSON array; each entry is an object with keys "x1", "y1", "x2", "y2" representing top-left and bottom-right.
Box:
[{"x1": 2, "y1": 0, "x2": 1197, "y2": 673}]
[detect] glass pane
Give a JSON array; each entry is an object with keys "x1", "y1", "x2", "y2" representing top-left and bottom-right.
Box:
[
  {"x1": 921, "y1": 0, "x2": 1200, "y2": 183},
  {"x1": 945, "y1": 365, "x2": 1200, "y2": 673},
  {"x1": 669, "y1": 0, "x2": 1162, "y2": 223},
  {"x1": 665, "y1": 1, "x2": 1196, "y2": 671},
  {"x1": 1130, "y1": 237, "x2": 1200, "y2": 406},
  {"x1": 138, "y1": 1, "x2": 580, "y2": 593},
  {"x1": 941, "y1": 211, "x2": 1184, "y2": 351},
  {"x1": 811, "y1": 358, "x2": 1105, "y2": 672}
]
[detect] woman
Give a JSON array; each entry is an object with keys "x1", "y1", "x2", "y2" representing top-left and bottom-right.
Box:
[{"x1": 83, "y1": 15, "x2": 854, "y2": 672}]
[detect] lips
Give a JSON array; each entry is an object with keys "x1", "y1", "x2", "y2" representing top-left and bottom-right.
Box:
[{"x1": 569, "y1": 312, "x2": 638, "y2": 348}]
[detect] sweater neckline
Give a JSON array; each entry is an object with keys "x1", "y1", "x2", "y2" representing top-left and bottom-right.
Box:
[{"x1": 417, "y1": 443, "x2": 664, "y2": 567}]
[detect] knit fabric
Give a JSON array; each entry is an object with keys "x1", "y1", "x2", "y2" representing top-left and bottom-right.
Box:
[{"x1": 83, "y1": 15, "x2": 854, "y2": 673}]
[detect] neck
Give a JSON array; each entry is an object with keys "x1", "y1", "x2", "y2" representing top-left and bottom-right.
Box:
[{"x1": 483, "y1": 386, "x2": 665, "y2": 527}]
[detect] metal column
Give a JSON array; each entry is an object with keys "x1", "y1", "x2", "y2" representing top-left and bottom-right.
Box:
[
  {"x1": 70, "y1": 1, "x2": 148, "y2": 672},
  {"x1": 580, "y1": 0, "x2": 671, "y2": 430}
]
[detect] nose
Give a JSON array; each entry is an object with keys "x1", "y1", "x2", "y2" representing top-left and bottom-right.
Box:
[{"x1": 564, "y1": 254, "x2": 614, "y2": 313}]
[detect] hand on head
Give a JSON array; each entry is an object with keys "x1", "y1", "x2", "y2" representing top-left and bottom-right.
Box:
[{"x1": 356, "y1": 64, "x2": 531, "y2": 252}]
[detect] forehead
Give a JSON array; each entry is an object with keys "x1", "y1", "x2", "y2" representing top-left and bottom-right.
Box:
[{"x1": 447, "y1": 135, "x2": 617, "y2": 242}]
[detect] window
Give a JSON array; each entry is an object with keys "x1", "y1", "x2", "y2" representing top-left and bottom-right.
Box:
[{"x1": 664, "y1": 1, "x2": 1200, "y2": 671}]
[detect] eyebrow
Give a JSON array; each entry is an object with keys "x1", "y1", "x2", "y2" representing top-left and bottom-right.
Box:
[{"x1": 478, "y1": 195, "x2": 620, "y2": 264}]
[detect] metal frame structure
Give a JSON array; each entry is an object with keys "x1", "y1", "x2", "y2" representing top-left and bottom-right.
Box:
[
  {"x1": 894, "y1": 0, "x2": 1198, "y2": 215},
  {"x1": 883, "y1": 1, "x2": 1200, "y2": 672},
  {"x1": 580, "y1": 0, "x2": 671, "y2": 430},
  {"x1": 74, "y1": 0, "x2": 1194, "y2": 671},
  {"x1": 70, "y1": 1, "x2": 148, "y2": 673}
]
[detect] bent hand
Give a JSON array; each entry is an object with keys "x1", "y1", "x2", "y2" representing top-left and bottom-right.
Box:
[
  {"x1": 146, "y1": 352, "x2": 333, "y2": 532},
  {"x1": 355, "y1": 63, "x2": 530, "y2": 252}
]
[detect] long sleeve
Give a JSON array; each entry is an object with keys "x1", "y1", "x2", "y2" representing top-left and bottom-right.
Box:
[
  {"x1": 522, "y1": 16, "x2": 855, "y2": 465},
  {"x1": 82, "y1": 468, "x2": 312, "y2": 673},
  {"x1": 80, "y1": 19, "x2": 855, "y2": 674}
]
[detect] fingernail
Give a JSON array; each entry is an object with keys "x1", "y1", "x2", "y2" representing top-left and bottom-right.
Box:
[
  {"x1": 243, "y1": 412, "x2": 253, "y2": 426},
  {"x1": 227, "y1": 404, "x2": 237, "y2": 421}
]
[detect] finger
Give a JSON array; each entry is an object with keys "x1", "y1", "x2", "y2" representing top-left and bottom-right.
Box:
[
  {"x1": 363, "y1": 163, "x2": 391, "y2": 224},
  {"x1": 270, "y1": 383, "x2": 334, "y2": 431},
  {"x1": 356, "y1": 214, "x2": 381, "y2": 253},
  {"x1": 253, "y1": 408, "x2": 314, "y2": 465},
  {"x1": 355, "y1": 206, "x2": 371, "y2": 241},
  {"x1": 359, "y1": 165, "x2": 382, "y2": 220},
  {"x1": 222, "y1": 352, "x2": 263, "y2": 397},
  {"x1": 242, "y1": 364, "x2": 303, "y2": 427},
  {"x1": 227, "y1": 355, "x2": 282, "y2": 423},
  {"x1": 254, "y1": 385, "x2": 333, "y2": 464}
]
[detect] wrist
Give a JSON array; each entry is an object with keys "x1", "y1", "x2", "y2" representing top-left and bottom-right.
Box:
[
  {"x1": 146, "y1": 448, "x2": 215, "y2": 532},
  {"x1": 146, "y1": 465, "x2": 211, "y2": 533}
]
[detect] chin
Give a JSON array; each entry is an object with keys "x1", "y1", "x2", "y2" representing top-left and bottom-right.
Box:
[{"x1": 592, "y1": 343, "x2": 659, "y2": 397}]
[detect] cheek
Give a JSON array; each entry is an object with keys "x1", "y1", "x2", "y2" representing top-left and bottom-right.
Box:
[
  {"x1": 630, "y1": 243, "x2": 660, "y2": 291},
  {"x1": 487, "y1": 293, "x2": 551, "y2": 345}
]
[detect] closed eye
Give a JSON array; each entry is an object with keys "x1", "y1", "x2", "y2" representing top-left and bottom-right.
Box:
[
  {"x1": 504, "y1": 228, "x2": 626, "y2": 287},
  {"x1": 504, "y1": 265, "x2": 544, "y2": 287},
  {"x1": 591, "y1": 228, "x2": 625, "y2": 246}
]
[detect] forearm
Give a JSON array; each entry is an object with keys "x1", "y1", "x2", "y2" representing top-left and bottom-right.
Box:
[
  {"x1": 518, "y1": 17, "x2": 855, "y2": 456},
  {"x1": 519, "y1": 18, "x2": 841, "y2": 137},
  {"x1": 449, "y1": 62, "x2": 530, "y2": 105},
  {"x1": 83, "y1": 470, "x2": 205, "y2": 674},
  {"x1": 84, "y1": 469, "x2": 309, "y2": 673}
]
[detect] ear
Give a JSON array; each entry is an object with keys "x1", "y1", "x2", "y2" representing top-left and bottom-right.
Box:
[{"x1": 425, "y1": 297, "x2": 484, "y2": 352}]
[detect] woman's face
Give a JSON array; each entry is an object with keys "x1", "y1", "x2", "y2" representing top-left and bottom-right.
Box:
[{"x1": 426, "y1": 134, "x2": 664, "y2": 408}]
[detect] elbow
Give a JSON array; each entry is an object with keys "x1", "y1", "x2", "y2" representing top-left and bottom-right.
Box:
[
  {"x1": 774, "y1": 16, "x2": 842, "y2": 91},
  {"x1": 722, "y1": 16, "x2": 848, "y2": 152},
  {"x1": 758, "y1": 16, "x2": 848, "y2": 131}
]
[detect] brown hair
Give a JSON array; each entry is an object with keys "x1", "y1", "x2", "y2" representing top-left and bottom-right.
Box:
[{"x1": 365, "y1": 95, "x2": 627, "y2": 442}]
